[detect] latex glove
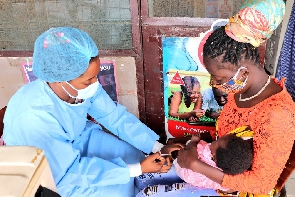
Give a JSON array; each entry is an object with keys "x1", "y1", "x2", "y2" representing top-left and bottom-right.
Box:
[{"x1": 140, "y1": 152, "x2": 171, "y2": 173}]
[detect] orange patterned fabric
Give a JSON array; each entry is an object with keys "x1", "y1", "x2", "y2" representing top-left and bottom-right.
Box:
[{"x1": 218, "y1": 78, "x2": 295, "y2": 194}]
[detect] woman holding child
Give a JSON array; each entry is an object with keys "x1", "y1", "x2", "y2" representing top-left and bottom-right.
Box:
[
  {"x1": 177, "y1": 0, "x2": 295, "y2": 195},
  {"x1": 138, "y1": 0, "x2": 294, "y2": 196},
  {"x1": 178, "y1": 25, "x2": 295, "y2": 195}
]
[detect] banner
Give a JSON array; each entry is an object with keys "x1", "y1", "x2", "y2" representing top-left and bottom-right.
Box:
[{"x1": 162, "y1": 19, "x2": 228, "y2": 139}]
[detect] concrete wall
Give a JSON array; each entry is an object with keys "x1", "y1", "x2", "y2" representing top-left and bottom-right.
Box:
[{"x1": 0, "y1": 56, "x2": 139, "y2": 117}]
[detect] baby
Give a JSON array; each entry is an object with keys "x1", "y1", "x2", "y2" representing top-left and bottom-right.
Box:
[
  {"x1": 135, "y1": 134, "x2": 253, "y2": 196},
  {"x1": 174, "y1": 134, "x2": 253, "y2": 191}
]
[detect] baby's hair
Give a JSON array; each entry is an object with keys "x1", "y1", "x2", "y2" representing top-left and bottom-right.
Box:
[
  {"x1": 203, "y1": 26, "x2": 260, "y2": 67},
  {"x1": 216, "y1": 134, "x2": 253, "y2": 175}
]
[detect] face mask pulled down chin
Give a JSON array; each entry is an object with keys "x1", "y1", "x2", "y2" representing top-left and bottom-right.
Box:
[
  {"x1": 211, "y1": 67, "x2": 248, "y2": 94},
  {"x1": 62, "y1": 80, "x2": 99, "y2": 100}
]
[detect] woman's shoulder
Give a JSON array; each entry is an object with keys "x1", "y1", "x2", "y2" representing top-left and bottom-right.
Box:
[
  {"x1": 261, "y1": 78, "x2": 295, "y2": 111},
  {"x1": 226, "y1": 78, "x2": 294, "y2": 111}
]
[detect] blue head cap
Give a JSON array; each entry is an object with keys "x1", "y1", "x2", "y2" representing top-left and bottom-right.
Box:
[{"x1": 33, "y1": 27, "x2": 99, "y2": 82}]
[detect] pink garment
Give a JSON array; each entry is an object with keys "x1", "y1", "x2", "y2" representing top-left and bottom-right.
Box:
[
  {"x1": 174, "y1": 140, "x2": 228, "y2": 190},
  {"x1": 0, "y1": 135, "x2": 5, "y2": 146}
]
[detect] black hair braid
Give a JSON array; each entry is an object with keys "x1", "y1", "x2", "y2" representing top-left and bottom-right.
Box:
[
  {"x1": 180, "y1": 85, "x2": 191, "y2": 108},
  {"x1": 203, "y1": 26, "x2": 260, "y2": 66}
]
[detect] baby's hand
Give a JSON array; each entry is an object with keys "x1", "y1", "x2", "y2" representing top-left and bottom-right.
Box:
[
  {"x1": 161, "y1": 143, "x2": 184, "y2": 154},
  {"x1": 166, "y1": 136, "x2": 191, "y2": 145},
  {"x1": 191, "y1": 134, "x2": 200, "y2": 143}
]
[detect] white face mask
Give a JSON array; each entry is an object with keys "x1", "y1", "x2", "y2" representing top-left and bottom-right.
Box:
[{"x1": 62, "y1": 80, "x2": 99, "y2": 100}]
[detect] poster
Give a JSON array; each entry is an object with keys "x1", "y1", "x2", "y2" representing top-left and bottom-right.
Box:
[
  {"x1": 163, "y1": 19, "x2": 228, "y2": 139},
  {"x1": 21, "y1": 61, "x2": 119, "y2": 102},
  {"x1": 21, "y1": 61, "x2": 37, "y2": 84},
  {"x1": 97, "y1": 61, "x2": 119, "y2": 102}
]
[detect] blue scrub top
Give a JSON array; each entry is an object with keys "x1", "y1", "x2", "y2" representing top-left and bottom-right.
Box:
[{"x1": 3, "y1": 79, "x2": 159, "y2": 196}]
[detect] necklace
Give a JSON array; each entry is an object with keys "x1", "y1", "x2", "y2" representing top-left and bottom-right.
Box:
[{"x1": 239, "y1": 76, "x2": 271, "y2": 102}]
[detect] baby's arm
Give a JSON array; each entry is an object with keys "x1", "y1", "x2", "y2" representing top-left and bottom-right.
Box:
[
  {"x1": 166, "y1": 136, "x2": 191, "y2": 145},
  {"x1": 167, "y1": 132, "x2": 213, "y2": 146},
  {"x1": 191, "y1": 134, "x2": 200, "y2": 143}
]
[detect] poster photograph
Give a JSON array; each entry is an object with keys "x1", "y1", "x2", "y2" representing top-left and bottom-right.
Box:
[{"x1": 162, "y1": 19, "x2": 228, "y2": 139}]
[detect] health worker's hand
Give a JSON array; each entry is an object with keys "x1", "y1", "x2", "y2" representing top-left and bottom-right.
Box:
[{"x1": 140, "y1": 152, "x2": 172, "y2": 173}]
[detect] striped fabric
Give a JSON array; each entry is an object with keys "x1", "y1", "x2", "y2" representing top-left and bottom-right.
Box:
[{"x1": 276, "y1": 1, "x2": 295, "y2": 101}]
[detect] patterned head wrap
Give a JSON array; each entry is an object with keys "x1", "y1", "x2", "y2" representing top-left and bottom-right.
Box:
[
  {"x1": 33, "y1": 27, "x2": 99, "y2": 82},
  {"x1": 225, "y1": 0, "x2": 285, "y2": 47}
]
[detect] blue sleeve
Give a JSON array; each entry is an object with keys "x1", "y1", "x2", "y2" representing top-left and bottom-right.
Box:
[
  {"x1": 3, "y1": 112, "x2": 131, "y2": 186},
  {"x1": 201, "y1": 89, "x2": 211, "y2": 111},
  {"x1": 88, "y1": 84, "x2": 159, "y2": 154}
]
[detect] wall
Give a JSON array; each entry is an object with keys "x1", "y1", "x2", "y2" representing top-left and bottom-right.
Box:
[
  {"x1": 0, "y1": 56, "x2": 139, "y2": 117},
  {"x1": 274, "y1": 0, "x2": 293, "y2": 73}
]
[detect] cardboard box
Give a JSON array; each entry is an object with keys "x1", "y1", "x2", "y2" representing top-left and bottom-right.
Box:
[{"x1": 0, "y1": 146, "x2": 57, "y2": 197}]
